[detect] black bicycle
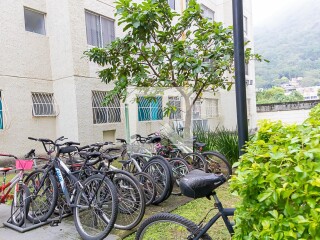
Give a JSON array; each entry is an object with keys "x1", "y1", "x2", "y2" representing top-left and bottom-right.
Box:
[{"x1": 135, "y1": 170, "x2": 234, "y2": 240}]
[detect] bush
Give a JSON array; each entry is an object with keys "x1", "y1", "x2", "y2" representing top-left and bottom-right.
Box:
[
  {"x1": 193, "y1": 126, "x2": 239, "y2": 166},
  {"x1": 230, "y1": 104, "x2": 320, "y2": 239}
]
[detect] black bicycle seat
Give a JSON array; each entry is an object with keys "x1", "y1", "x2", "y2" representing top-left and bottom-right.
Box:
[
  {"x1": 195, "y1": 142, "x2": 206, "y2": 148},
  {"x1": 146, "y1": 136, "x2": 162, "y2": 144},
  {"x1": 78, "y1": 152, "x2": 101, "y2": 159},
  {"x1": 59, "y1": 146, "x2": 78, "y2": 154},
  {"x1": 179, "y1": 170, "x2": 226, "y2": 199}
]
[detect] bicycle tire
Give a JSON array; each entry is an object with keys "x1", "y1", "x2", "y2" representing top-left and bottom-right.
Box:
[
  {"x1": 168, "y1": 158, "x2": 192, "y2": 195},
  {"x1": 73, "y1": 174, "x2": 118, "y2": 240},
  {"x1": 184, "y1": 152, "x2": 208, "y2": 172},
  {"x1": 10, "y1": 184, "x2": 31, "y2": 227},
  {"x1": 135, "y1": 213, "x2": 212, "y2": 240},
  {"x1": 134, "y1": 172, "x2": 157, "y2": 206},
  {"x1": 110, "y1": 170, "x2": 146, "y2": 230},
  {"x1": 24, "y1": 169, "x2": 58, "y2": 223},
  {"x1": 201, "y1": 151, "x2": 232, "y2": 179},
  {"x1": 142, "y1": 156, "x2": 173, "y2": 205}
]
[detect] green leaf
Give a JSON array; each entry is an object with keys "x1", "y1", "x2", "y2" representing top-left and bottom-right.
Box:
[{"x1": 257, "y1": 191, "x2": 273, "y2": 202}]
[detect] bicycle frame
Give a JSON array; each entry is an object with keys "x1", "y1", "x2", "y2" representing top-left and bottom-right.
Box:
[
  {"x1": 193, "y1": 192, "x2": 234, "y2": 240},
  {"x1": 0, "y1": 171, "x2": 24, "y2": 203}
]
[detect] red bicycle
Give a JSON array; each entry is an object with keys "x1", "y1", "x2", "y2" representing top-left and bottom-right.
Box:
[{"x1": 0, "y1": 153, "x2": 33, "y2": 226}]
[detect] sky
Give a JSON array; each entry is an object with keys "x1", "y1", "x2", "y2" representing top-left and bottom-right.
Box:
[{"x1": 252, "y1": 0, "x2": 299, "y2": 26}]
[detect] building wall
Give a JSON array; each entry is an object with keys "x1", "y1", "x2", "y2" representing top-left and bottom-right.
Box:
[{"x1": 0, "y1": 0, "x2": 257, "y2": 155}]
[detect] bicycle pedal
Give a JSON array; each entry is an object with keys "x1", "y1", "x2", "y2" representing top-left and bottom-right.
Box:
[{"x1": 50, "y1": 219, "x2": 61, "y2": 227}]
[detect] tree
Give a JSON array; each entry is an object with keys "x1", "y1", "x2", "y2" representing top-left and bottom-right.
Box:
[
  {"x1": 85, "y1": 0, "x2": 261, "y2": 135},
  {"x1": 256, "y1": 87, "x2": 304, "y2": 104}
]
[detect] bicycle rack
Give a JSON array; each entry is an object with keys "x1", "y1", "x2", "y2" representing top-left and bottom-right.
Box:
[{"x1": 3, "y1": 200, "x2": 72, "y2": 233}]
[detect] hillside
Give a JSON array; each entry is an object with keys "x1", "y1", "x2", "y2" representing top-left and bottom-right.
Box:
[{"x1": 254, "y1": 0, "x2": 320, "y2": 88}]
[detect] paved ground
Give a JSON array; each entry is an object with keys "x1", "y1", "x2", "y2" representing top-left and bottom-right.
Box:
[{"x1": 0, "y1": 204, "x2": 119, "y2": 240}]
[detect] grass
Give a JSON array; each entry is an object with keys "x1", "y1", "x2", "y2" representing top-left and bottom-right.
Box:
[{"x1": 123, "y1": 183, "x2": 238, "y2": 240}]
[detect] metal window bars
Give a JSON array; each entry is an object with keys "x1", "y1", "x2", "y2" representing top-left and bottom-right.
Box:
[
  {"x1": 92, "y1": 91, "x2": 121, "y2": 124},
  {"x1": 31, "y1": 93, "x2": 58, "y2": 117},
  {"x1": 138, "y1": 96, "x2": 163, "y2": 122},
  {"x1": 168, "y1": 96, "x2": 182, "y2": 120}
]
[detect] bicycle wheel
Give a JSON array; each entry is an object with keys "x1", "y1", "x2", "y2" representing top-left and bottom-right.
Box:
[
  {"x1": 25, "y1": 169, "x2": 58, "y2": 223},
  {"x1": 142, "y1": 157, "x2": 173, "y2": 205},
  {"x1": 111, "y1": 171, "x2": 145, "y2": 230},
  {"x1": 73, "y1": 174, "x2": 118, "y2": 240},
  {"x1": 168, "y1": 158, "x2": 192, "y2": 195},
  {"x1": 134, "y1": 172, "x2": 156, "y2": 206},
  {"x1": 202, "y1": 151, "x2": 232, "y2": 179},
  {"x1": 135, "y1": 213, "x2": 212, "y2": 240},
  {"x1": 10, "y1": 184, "x2": 31, "y2": 227},
  {"x1": 184, "y1": 152, "x2": 208, "y2": 172}
]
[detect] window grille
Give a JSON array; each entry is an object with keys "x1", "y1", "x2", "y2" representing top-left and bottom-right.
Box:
[
  {"x1": 206, "y1": 99, "x2": 219, "y2": 118},
  {"x1": 201, "y1": 4, "x2": 215, "y2": 22},
  {"x1": 24, "y1": 8, "x2": 46, "y2": 35},
  {"x1": 92, "y1": 91, "x2": 121, "y2": 124},
  {"x1": 168, "y1": 96, "x2": 182, "y2": 120},
  {"x1": 138, "y1": 96, "x2": 163, "y2": 121},
  {"x1": 32, "y1": 93, "x2": 57, "y2": 117},
  {"x1": 85, "y1": 11, "x2": 115, "y2": 47}
]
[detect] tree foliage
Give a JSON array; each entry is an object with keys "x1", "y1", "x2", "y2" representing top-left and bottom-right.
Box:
[
  {"x1": 85, "y1": 0, "x2": 261, "y2": 132},
  {"x1": 256, "y1": 87, "x2": 304, "y2": 104}
]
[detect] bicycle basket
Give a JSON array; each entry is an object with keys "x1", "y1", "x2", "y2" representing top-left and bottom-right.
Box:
[{"x1": 16, "y1": 159, "x2": 34, "y2": 170}]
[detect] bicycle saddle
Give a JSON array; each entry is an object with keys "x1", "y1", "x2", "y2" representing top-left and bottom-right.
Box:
[
  {"x1": 195, "y1": 142, "x2": 206, "y2": 148},
  {"x1": 0, "y1": 167, "x2": 13, "y2": 173},
  {"x1": 146, "y1": 136, "x2": 162, "y2": 144},
  {"x1": 179, "y1": 170, "x2": 226, "y2": 199},
  {"x1": 78, "y1": 152, "x2": 101, "y2": 159}
]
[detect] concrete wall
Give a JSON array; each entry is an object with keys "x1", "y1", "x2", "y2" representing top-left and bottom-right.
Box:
[{"x1": 257, "y1": 100, "x2": 320, "y2": 112}]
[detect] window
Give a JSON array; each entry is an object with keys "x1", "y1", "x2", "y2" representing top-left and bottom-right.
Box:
[
  {"x1": 32, "y1": 93, "x2": 57, "y2": 116},
  {"x1": 138, "y1": 96, "x2": 163, "y2": 121},
  {"x1": 245, "y1": 62, "x2": 249, "y2": 76},
  {"x1": 24, "y1": 8, "x2": 46, "y2": 35},
  {"x1": 0, "y1": 91, "x2": 3, "y2": 130},
  {"x1": 206, "y1": 99, "x2": 219, "y2": 118},
  {"x1": 244, "y1": 16, "x2": 248, "y2": 35},
  {"x1": 192, "y1": 100, "x2": 202, "y2": 119},
  {"x1": 92, "y1": 91, "x2": 121, "y2": 124},
  {"x1": 201, "y1": 5, "x2": 214, "y2": 22},
  {"x1": 168, "y1": 0, "x2": 175, "y2": 9},
  {"x1": 85, "y1": 11, "x2": 115, "y2": 47},
  {"x1": 168, "y1": 96, "x2": 182, "y2": 120}
]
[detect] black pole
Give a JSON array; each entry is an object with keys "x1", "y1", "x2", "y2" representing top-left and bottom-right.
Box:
[{"x1": 232, "y1": 0, "x2": 248, "y2": 155}]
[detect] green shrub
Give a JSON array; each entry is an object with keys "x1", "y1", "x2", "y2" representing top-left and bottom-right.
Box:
[
  {"x1": 193, "y1": 126, "x2": 239, "y2": 165},
  {"x1": 230, "y1": 104, "x2": 320, "y2": 240}
]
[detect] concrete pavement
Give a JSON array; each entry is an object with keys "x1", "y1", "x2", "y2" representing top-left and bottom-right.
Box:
[{"x1": 0, "y1": 204, "x2": 119, "y2": 240}]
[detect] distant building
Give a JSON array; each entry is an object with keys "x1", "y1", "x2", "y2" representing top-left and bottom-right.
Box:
[{"x1": 296, "y1": 86, "x2": 320, "y2": 100}]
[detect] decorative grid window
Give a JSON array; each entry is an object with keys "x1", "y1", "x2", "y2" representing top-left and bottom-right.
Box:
[
  {"x1": 168, "y1": 0, "x2": 175, "y2": 9},
  {"x1": 201, "y1": 4, "x2": 215, "y2": 22},
  {"x1": 0, "y1": 91, "x2": 3, "y2": 130},
  {"x1": 244, "y1": 16, "x2": 248, "y2": 35},
  {"x1": 24, "y1": 8, "x2": 46, "y2": 35},
  {"x1": 192, "y1": 100, "x2": 202, "y2": 120},
  {"x1": 138, "y1": 96, "x2": 163, "y2": 121},
  {"x1": 168, "y1": 96, "x2": 182, "y2": 120},
  {"x1": 92, "y1": 91, "x2": 121, "y2": 124},
  {"x1": 85, "y1": 11, "x2": 115, "y2": 47},
  {"x1": 206, "y1": 99, "x2": 219, "y2": 118},
  {"x1": 32, "y1": 93, "x2": 57, "y2": 117}
]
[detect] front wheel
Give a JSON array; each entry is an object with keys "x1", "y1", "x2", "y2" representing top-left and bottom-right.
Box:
[
  {"x1": 10, "y1": 184, "x2": 31, "y2": 227},
  {"x1": 135, "y1": 213, "x2": 212, "y2": 240},
  {"x1": 73, "y1": 174, "x2": 118, "y2": 240}
]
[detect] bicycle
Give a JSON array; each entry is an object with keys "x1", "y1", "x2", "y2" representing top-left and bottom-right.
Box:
[
  {"x1": 0, "y1": 153, "x2": 33, "y2": 227},
  {"x1": 25, "y1": 136, "x2": 119, "y2": 240},
  {"x1": 135, "y1": 170, "x2": 234, "y2": 240}
]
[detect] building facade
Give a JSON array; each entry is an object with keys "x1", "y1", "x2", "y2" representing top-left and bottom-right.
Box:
[{"x1": 0, "y1": 0, "x2": 257, "y2": 154}]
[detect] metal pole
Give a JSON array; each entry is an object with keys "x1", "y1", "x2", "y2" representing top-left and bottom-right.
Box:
[
  {"x1": 125, "y1": 103, "x2": 131, "y2": 143},
  {"x1": 232, "y1": 0, "x2": 248, "y2": 155}
]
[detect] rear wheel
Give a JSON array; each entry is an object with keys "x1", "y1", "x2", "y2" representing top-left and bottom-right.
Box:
[
  {"x1": 168, "y1": 158, "x2": 192, "y2": 195},
  {"x1": 135, "y1": 213, "x2": 212, "y2": 240},
  {"x1": 10, "y1": 184, "x2": 30, "y2": 227}
]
